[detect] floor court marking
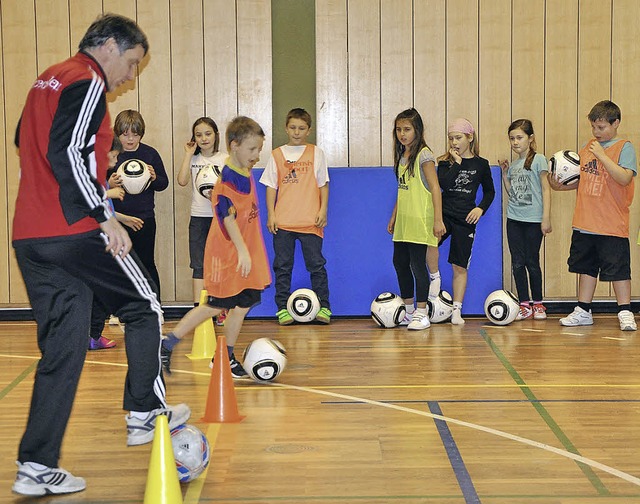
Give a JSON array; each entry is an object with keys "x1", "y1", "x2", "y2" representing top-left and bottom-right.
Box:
[
  {"x1": 603, "y1": 336, "x2": 627, "y2": 341},
  {"x1": 2, "y1": 355, "x2": 640, "y2": 490}
]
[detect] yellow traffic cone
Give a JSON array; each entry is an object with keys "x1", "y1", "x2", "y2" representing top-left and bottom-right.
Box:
[
  {"x1": 143, "y1": 415, "x2": 183, "y2": 504},
  {"x1": 186, "y1": 290, "x2": 216, "y2": 360}
]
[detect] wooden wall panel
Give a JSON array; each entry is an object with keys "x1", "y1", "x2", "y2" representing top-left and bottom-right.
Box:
[
  {"x1": 445, "y1": 0, "x2": 478, "y2": 128},
  {"x1": 0, "y1": 14, "x2": 7, "y2": 303},
  {"x1": 69, "y1": 0, "x2": 103, "y2": 52},
  {"x1": 612, "y1": 0, "x2": 640, "y2": 297},
  {"x1": 316, "y1": 0, "x2": 348, "y2": 167},
  {"x1": 544, "y1": 0, "x2": 579, "y2": 299},
  {"x1": 34, "y1": 1, "x2": 71, "y2": 72},
  {"x1": 236, "y1": 0, "x2": 272, "y2": 166},
  {"x1": 347, "y1": 0, "x2": 381, "y2": 167},
  {"x1": 414, "y1": 0, "x2": 446, "y2": 158},
  {"x1": 578, "y1": 0, "x2": 613, "y2": 298},
  {"x1": 380, "y1": 0, "x2": 412, "y2": 166},
  {"x1": 3, "y1": 0, "x2": 37, "y2": 304},
  {"x1": 138, "y1": 0, "x2": 175, "y2": 301}
]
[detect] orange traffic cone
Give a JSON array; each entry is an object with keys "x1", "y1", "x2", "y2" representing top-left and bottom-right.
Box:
[
  {"x1": 186, "y1": 290, "x2": 216, "y2": 360},
  {"x1": 143, "y1": 415, "x2": 183, "y2": 504},
  {"x1": 201, "y1": 335, "x2": 245, "y2": 423}
]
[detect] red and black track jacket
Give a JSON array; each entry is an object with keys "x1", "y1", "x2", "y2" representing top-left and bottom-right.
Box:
[{"x1": 13, "y1": 51, "x2": 113, "y2": 242}]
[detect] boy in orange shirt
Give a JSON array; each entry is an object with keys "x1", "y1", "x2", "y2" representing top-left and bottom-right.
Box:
[
  {"x1": 161, "y1": 116, "x2": 271, "y2": 377},
  {"x1": 550, "y1": 100, "x2": 637, "y2": 331},
  {"x1": 260, "y1": 108, "x2": 331, "y2": 325}
]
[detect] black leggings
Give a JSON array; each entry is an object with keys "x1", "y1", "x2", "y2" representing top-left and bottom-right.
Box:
[
  {"x1": 393, "y1": 241, "x2": 430, "y2": 303},
  {"x1": 506, "y1": 218, "x2": 544, "y2": 302}
]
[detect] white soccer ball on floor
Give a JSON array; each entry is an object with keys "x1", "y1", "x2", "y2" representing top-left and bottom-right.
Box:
[
  {"x1": 427, "y1": 290, "x2": 454, "y2": 323},
  {"x1": 195, "y1": 164, "x2": 222, "y2": 200},
  {"x1": 117, "y1": 159, "x2": 152, "y2": 195},
  {"x1": 287, "y1": 288, "x2": 321, "y2": 323},
  {"x1": 242, "y1": 337, "x2": 287, "y2": 382},
  {"x1": 484, "y1": 289, "x2": 519, "y2": 326},
  {"x1": 370, "y1": 292, "x2": 406, "y2": 328},
  {"x1": 549, "y1": 150, "x2": 581, "y2": 185},
  {"x1": 170, "y1": 423, "x2": 210, "y2": 483}
]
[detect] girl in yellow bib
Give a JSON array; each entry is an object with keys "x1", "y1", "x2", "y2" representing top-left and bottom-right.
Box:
[{"x1": 387, "y1": 109, "x2": 445, "y2": 330}]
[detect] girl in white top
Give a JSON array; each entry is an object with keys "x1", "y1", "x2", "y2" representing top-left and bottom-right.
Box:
[{"x1": 177, "y1": 117, "x2": 228, "y2": 304}]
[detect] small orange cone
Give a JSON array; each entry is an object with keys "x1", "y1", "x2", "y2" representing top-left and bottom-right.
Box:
[
  {"x1": 186, "y1": 290, "x2": 216, "y2": 360},
  {"x1": 143, "y1": 415, "x2": 183, "y2": 504},
  {"x1": 201, "y1": 335, "x2": 245, "y2": 423}
]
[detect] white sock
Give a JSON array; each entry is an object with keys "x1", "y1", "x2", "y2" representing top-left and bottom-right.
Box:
[
  {"x1": 451, "y1": 302, "x2": 465, "y2": 325},
  {"x1": 415, "y1": 307, "x2": 428, "y2": 316},
  {"x1": 405, "y1": 304, "x2": 415, "y2": 315},
  {"x1": 129, "y1": 410, "x2": 151, "y2": 419},
  {"x1": 428, "y1": 272, "x2": 441, "y2": 299},
  {"x1": 25, "y1": 462, "x2": 48, "y2": 471}
]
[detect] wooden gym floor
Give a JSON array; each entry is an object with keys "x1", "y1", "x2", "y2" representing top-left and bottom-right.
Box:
[{"x1": 1, "y1": 315, "x2": 640, "y2": 503}]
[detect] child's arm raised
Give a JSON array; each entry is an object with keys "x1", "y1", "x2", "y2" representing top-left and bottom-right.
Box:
[
  {"x1": 177, "y1": 141, "x2": 197, "y2": 187},
  {"x1": 223, "y1": 214, "x2": 251, "y2": 278},
  {"x1": 498, "y1": 159, "x2": 511, "y2": 194},
  {"x1": 590, "y1": 141, "x2": 634, "y2": 186}
]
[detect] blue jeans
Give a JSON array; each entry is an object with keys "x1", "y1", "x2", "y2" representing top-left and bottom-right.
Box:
[{"x1": 273, "y1": 229, "x2": 330, "y2": 311}]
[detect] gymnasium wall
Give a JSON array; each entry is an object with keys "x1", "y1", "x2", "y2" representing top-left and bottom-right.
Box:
[{"x1": 1, "y1": 0, "x2": 639, "y2": 310}]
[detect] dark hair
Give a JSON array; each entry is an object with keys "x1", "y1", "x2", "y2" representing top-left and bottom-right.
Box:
[
  {"x1": 226, "y1": 116, "x2": 265, "y2": 150},
  {"x1": 191, "y1": 117, "x2": 220, "y2": 155},
  {"x1": 588, "y1": 100, "x2": 621, "y2": 124},
  {"x1": 79, "y1": 13, "x2": 149, "y2": 55},
  {"x1": 393, "y1": 108, "x2": 430, "y2": 179},
  {"x1": 113, "y1": 109, "x2": 145, "y2": 137},
  {"x1": 286, "y1": 108, "x2": 312, "y2": 128},
  {"x1": 110, "y1": 135, "x2": 123, "y2": 152},
  {"x1": 508, "y1": 119, "x2": 537, "y2": 170}
]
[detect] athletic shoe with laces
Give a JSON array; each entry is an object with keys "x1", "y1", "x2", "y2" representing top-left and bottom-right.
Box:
[
  {"x1": 399, "y1": 311, "x2": 414, "y2": 326},
  {"x1": 209, "y1": 354, "x2": 249, "y2": 378},
  {"x1": 160, "y1": 345, "x2": 172, "y2": 375},
  {"x1": 126, "y1": 403, "x2": 191, "y2": 446},
  {"x1": 407, "y1": 311, "x2": 431, "y2": 330},
  {"x1": 559, "y1": 306, "x2": 593, "y2": 326},
  {"x1": 618, "y1": 310, "x2": 637, "y2": 331},
  {"x1": 516, "y1": 304, "x2": 533, "y2": 320},
  {"x1": 315, "y1": 307, "x2": 332, "y2": 324},
  {"x1": 13, "y1": 461, "x2": 86, "y2": 496},
  {"x1": 276, "y1": 309, "x2": 294, "y2": 326},
  {"x1": 532, "y1": 303, "x2": 547, "y2": 320},
  {"x1": 88, "y1": 335, "x2": 116, "y2": 350}
]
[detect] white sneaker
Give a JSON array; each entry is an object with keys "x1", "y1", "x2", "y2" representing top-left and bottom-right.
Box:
[
  {"x1": 108, "y1": 315, "x2": 120, "y2": 325},
  {"x1": 618, "y1": 310, "x2": 637, "y2": 331},
  {"x1": 126, "y1": 403, "x2": 191, "y2": 446},
  {"x1": 13, "y1": 462, "x2": 86, "y2": 496},
  {"x1": 559, "y1": 306, "x2": 593, "y2": 326},
  {"x1": 428, "y1": 277, "x2": 441, "y2": 300},
  {"x1": 407, "y1": 311, "x2": 431, "y2": 330},
  {"x1": 451, "y1": 308, "x2": 465, "y2": 325},
  {"x1": 399, "y1": 311, "x2": 414, "y2": 326}
]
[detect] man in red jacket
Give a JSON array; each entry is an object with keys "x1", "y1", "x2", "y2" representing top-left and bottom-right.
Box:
[{"x1": 12, "y1": 14, "x2": 189, "y2": 497}]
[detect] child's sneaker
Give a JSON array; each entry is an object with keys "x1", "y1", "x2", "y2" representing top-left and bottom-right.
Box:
[
  {"x1": 559, "y1": 306, "x2": 593, "y2": 326},
  {"x1": 12, "y1": 461, "x2": 86, "y2": 496},
  {"x1": 532, "y1": 303, "x2": 547, "y2": 320},
  {"x1": 126, "y1": 403, "x2": 191, "y2": 446},
  {"x1": 399, "y1": 311, "x2": 413, "y2": 326},
  {"x1": 88, "y1": 335, "x2": 116, "y2": 350},
  {"x1": 216, "y1": 309, "x2": 227, "y2": 326},
  {"x1": 516, "y1": 303, "x2": 533, "y2": 320},
  {"x1": 618, "y1": 310, "x2": 637, "y2": 331},
  {"x1": 160, "y1": 345, "x2": 172, "y2": 375},
  {"x1": 451, "y1": 307, "x2": 465, "y2": 325},
  {"x1": 316, "y1": 307, "x2": 332, "y2": 324},
  {"x1": 108, "y1": 315, "x2": 120, "y2": 325},
  {"x1": 209, "y1": 354, "x2": 249, "y2": 379},
  {"x1": 276, "y1": 309, "x2": 294, "y2": 326},
  {"x1": 407, "y1": 311, "x2": 430, "y2": 330}
]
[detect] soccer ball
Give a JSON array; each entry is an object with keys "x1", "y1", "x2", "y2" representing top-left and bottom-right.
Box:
[
  {"x1": 484, "y1": 289, "x2": 519, "y2": 326},
  {"x1": 242, "y1": 337, "x2": 287, "y2": 382},
  {"x1": 287, "y1": 288, "x2": 321, "y2": 323},
  {"x1": 116, "y1": 159, "x2": 152, "y2": 195},
  {"x1": 195, "y1": 164, "x2": 222, "y2": 200},
  {"x1": 170, "y1": 423, "x2": 210, "y2": 483},
  {"x1": 427, "y1": 290, "x2": 454, "y2": 323},
  {"x1": 549, "y1": 150, "x2": 581, "y2": 185},
  {"x1": 370, "y1": 292, "x2": 406, "y2": 328}
]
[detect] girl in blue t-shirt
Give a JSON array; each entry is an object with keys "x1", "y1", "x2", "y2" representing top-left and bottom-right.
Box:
[{"x1": 498, "y1": 119, "x2": 551, "y2": 320}]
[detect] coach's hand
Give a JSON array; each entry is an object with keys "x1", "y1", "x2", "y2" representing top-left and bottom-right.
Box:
[{"x1": 100, "y1": 216, "x2": 133, "y2": 258}]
